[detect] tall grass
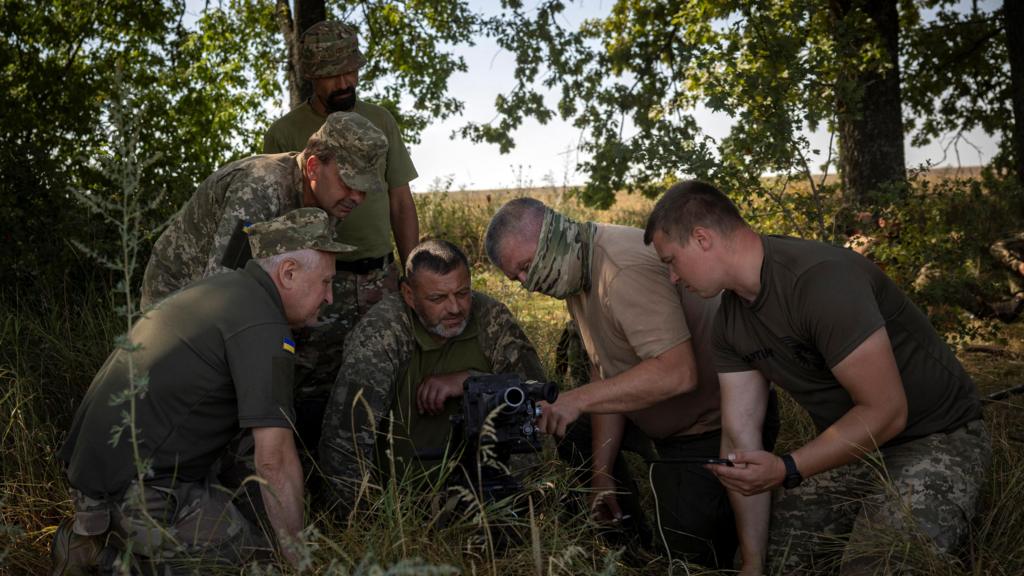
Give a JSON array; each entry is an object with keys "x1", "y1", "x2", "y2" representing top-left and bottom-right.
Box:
[{"x1": 4, "y1": 182, "x2": 1024, "y2": 574}]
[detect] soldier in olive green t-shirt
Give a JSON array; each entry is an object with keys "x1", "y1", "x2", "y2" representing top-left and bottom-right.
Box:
[
  {"x1": 645, "y1": 180, "x2": 990, "y2": 575},
  {"x1": 53, "y1": 209, "x2": 351, "y2": 573},
  {"x1": 262, "y1": 21, "x2": 420, "y2": 441}
]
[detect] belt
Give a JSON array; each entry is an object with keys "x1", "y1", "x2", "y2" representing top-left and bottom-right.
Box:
[{"x1": 335, "y1": 252, "x2": 394, "y2": 275}]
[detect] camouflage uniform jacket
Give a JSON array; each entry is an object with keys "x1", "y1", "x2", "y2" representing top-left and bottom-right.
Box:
[
  {"x1": 319, "y1": 291, "x2": 545, "y2": 511},
  {"x1": 990, "y1": 231, "x2": 1024, "y2": 273},
  {"x1": 140, "y1": 153, "x2": 305, "y2": 308}
]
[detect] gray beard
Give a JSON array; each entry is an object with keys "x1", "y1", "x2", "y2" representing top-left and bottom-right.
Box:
[{"x1": 415, "y1": 309, "x2": 469, "y2": 339}]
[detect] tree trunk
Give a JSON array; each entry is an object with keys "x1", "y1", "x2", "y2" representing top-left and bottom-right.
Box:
[
  {"x1": 273, "y1": 1, "x2": 300, "y2": 108},
  {"x1": 831, "y1": 0, "x2": 907, "y2": 205},
  {"x1": 273, "y1": 0, "x2": 326, "y2": 108},
  {"x1": 1005, "y1": 0, "x2": 1024, "y2": 190},
  {"x1": 293, "y1": 0, "x2": 326, "y2": 105}
]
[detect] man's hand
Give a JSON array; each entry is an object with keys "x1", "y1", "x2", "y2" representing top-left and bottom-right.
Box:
[
  {"x1": 536, "y1": 391, "x2": 583, "y2": 437},
  {"x1": 708, "y1": 450, "x2": 786, "y2": 497},
  {"x1": 589, "y1": 473, "x2": 624, "y2": 523},
  {"x1": 416, "y1": 371, "x2": 469, "y2": 415}
]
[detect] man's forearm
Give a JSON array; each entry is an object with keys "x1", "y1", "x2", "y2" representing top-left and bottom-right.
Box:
[
  {"x1": 570, "y1": 341, "x2": 696, "y2": 415},
  {"x1": 789, "y1": 403, "x2": 904, "y2": 480},
  {"x1": 256, "y1": 444, "x2": 304, "y2": 562},
  {"x1": 591, "y1": 413, "x2": 626, "y2": 479},
  {"x1": 389, "y1": 184, "x2": 418, "y2": 265}
]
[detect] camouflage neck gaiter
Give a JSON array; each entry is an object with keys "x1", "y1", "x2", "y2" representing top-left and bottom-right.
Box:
[{"x1": 523, "y1": 209, "x2": 596, "y2": 299}]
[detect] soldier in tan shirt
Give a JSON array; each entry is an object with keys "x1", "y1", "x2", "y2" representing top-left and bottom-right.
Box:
[{"x1": 485, "y1": 198, "x2": 778, "y2": 569}]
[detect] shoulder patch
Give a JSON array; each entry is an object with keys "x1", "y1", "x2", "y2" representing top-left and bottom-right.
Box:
[{"x1": 282, "y1": 337, "x2": 296, "y2": 354}]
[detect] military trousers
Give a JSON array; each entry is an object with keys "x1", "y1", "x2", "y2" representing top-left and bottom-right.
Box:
[
  {"x1": 768, "y1": 419, "x2": 991, "y2": 575},
  {"x1": 293, "y1": 260, "x2": 399, "y2": 453},
  {"x1": 52, "y1": 480, "x2": 271, "y2": 575}
]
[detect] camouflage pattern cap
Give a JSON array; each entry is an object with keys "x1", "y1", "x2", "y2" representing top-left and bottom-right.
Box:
[
  {"x1": 311, "y1": 111, "x2": 388, "y2": 195},
  {"x1": 247, "y1": 208, "x2": 356, "y2": 258},
  {"x1": 301, "y1": 20, "x2": 366, "y2": 80}
]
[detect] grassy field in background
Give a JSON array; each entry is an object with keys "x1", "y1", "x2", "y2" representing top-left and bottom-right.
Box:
[{"x1": 2, "y1": 185, "x2": 1023, "y2": 575}]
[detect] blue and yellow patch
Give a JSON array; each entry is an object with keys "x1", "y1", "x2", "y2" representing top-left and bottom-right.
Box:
[
  {"x1": 282, "y1": 337, "x2": 295, "y2": 354},
  {"x1": 242, "y1": 220, "x2": 254, "y2": 234}
]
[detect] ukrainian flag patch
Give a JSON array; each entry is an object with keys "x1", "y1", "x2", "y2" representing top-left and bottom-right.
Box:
[
  {"x1": 282, "y1": 337, "x2": 295, "y2": 354},
  {"x1": 242, "y1": 220, "x2": 254, "y2": 234}
]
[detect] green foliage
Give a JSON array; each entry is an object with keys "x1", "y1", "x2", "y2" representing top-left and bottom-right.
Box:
[
  {"x1": 467, "y1": 1, "x2": 1012, "y2": 212},
  {"x1": 902, "y1": 2, "x2": 1009, "y2": 162},
  {"x1": 345, "y1": 0, "x2": 482, "y2": 144},
  {"x1": 4, "y1": 186, "x2": 1024, "y2": 574},
  {"x1": 0, "y1": 0, "x2": 283, "y2": 287}
]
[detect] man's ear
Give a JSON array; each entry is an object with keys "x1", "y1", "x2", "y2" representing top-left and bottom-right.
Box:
[
  {"x1": 277, "y1": 258, "x2": 300, "y2": 291},
  {"x1": 692, "y1": 226, "x2": 713, "y2": 251},
  {"x1": 400, "y1": 278, "x2": 416, "y2": 309},
  {"x1": 305, "y1": 155, "x2": 321, "y2": 183}
]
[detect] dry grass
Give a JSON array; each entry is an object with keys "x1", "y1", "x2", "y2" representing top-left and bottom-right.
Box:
[{"x1": 3, "y1": 184, "x2": 1024, "y2": 575}]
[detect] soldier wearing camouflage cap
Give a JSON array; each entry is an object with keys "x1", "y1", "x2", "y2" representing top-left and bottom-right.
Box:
[
  {"x1": 54, "y1": 208, "x2": 349, "y2": 572},
  {"x1": 141, "y1": 110, "x2": 387, "y2": 309},
  {"x1": 318, "y1": 239, "x2": 545, "y2": 517},
  {"x1": 263, "y1": 20, "x2": 419, "y2": 460}
]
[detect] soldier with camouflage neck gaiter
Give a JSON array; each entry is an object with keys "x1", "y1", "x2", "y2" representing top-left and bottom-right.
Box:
[{"x1": 485, "y1": 198, "x2": 779, "y2": 569}]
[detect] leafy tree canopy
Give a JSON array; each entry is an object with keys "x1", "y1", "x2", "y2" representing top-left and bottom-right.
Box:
[{"x1": 467, "y1": 0, "x2": 1011, "y2": 223}]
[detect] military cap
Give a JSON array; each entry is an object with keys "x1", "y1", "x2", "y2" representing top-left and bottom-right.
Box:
[
  {"x1": 247, "y1": 208, "x2": 356, "y2": 258},
  {"x1": 311, "y1": 111, "x2": 388, "y2": 195},
  {"x1": 301, "y1": 21, "x2": 366, "y2": 80}
]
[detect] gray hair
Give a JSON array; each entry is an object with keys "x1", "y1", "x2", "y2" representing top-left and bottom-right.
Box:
[
  {"x1": 256, "y1": 248, "x2": 323, "y2": 275},
  {"x1": 405, "y1": 239, "x2": 469, "y2": 284},
  {"x1": 643, "y1": 180, "x2": 746, "y2": 246},
  {"x1": 484, "y1": 197, "x2": 547, "y2": 268}
]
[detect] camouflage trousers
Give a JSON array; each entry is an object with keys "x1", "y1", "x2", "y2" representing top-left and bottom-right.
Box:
[
  {"x1": 52, "y1": 480, "x2": 271, "y2": 575},
  {"x1": 292, "y1": 261, "x2": 399, "y2": 453},
  {"x1": 768, "y1": 419, "x2": 991, "y2": 575}
]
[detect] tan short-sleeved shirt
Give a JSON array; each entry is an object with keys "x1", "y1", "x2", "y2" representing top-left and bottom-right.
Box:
[{"x1": 566, "y1": 224, "x2": 722, "y2": 439}]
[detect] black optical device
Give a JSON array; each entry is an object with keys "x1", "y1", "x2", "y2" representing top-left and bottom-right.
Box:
[{"x1": 447, "y1": 374, "x2": 558, "y2": 502}]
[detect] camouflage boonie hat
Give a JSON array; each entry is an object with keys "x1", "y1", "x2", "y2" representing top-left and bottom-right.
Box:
[
  {"x1": 247, "y1": 208, "x2": 356, "y2": 258},
  {"x1": 301, "y1": 21, "x2": 366, "y2": 79},
  {"x1": 312, "y1": 111, "x2": 388, "y2": 195}
]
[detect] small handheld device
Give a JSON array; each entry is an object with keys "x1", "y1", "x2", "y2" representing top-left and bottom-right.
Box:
[{"x1": 648, "y1": 456, "x2": 735, "y2": 467}]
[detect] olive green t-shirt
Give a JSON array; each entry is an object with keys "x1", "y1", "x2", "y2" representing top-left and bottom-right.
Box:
[
  {"x1": 713, "y1": 235, "x2": 982, "y2": 444},
  {"x1": 263, "y1": 100, "x2": 418, "y2": 261},
  {"x1": 59, "y1": 261, "x2": 296, "y2": 498},
  {"x1": 388, "y1": 309, "x2": 492, "y2": 471}
]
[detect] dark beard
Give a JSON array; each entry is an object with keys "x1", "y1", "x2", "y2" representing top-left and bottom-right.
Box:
[{"x1": 325, "y1": 87, "x2": 357, "y2": 112}]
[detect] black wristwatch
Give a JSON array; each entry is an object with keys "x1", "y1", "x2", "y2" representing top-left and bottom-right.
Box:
[{"x1": 781, "y1": 453, "x2": 803, "y2": 489}]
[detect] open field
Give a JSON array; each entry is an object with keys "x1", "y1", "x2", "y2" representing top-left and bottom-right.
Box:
[{"x1": 3, "y1": 182, "x2": 1024, "y2": 575}]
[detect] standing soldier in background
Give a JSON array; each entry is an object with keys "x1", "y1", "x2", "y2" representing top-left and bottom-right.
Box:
[{"x1": 263, "y1": 21, "x2": 419, "y2": 446}]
